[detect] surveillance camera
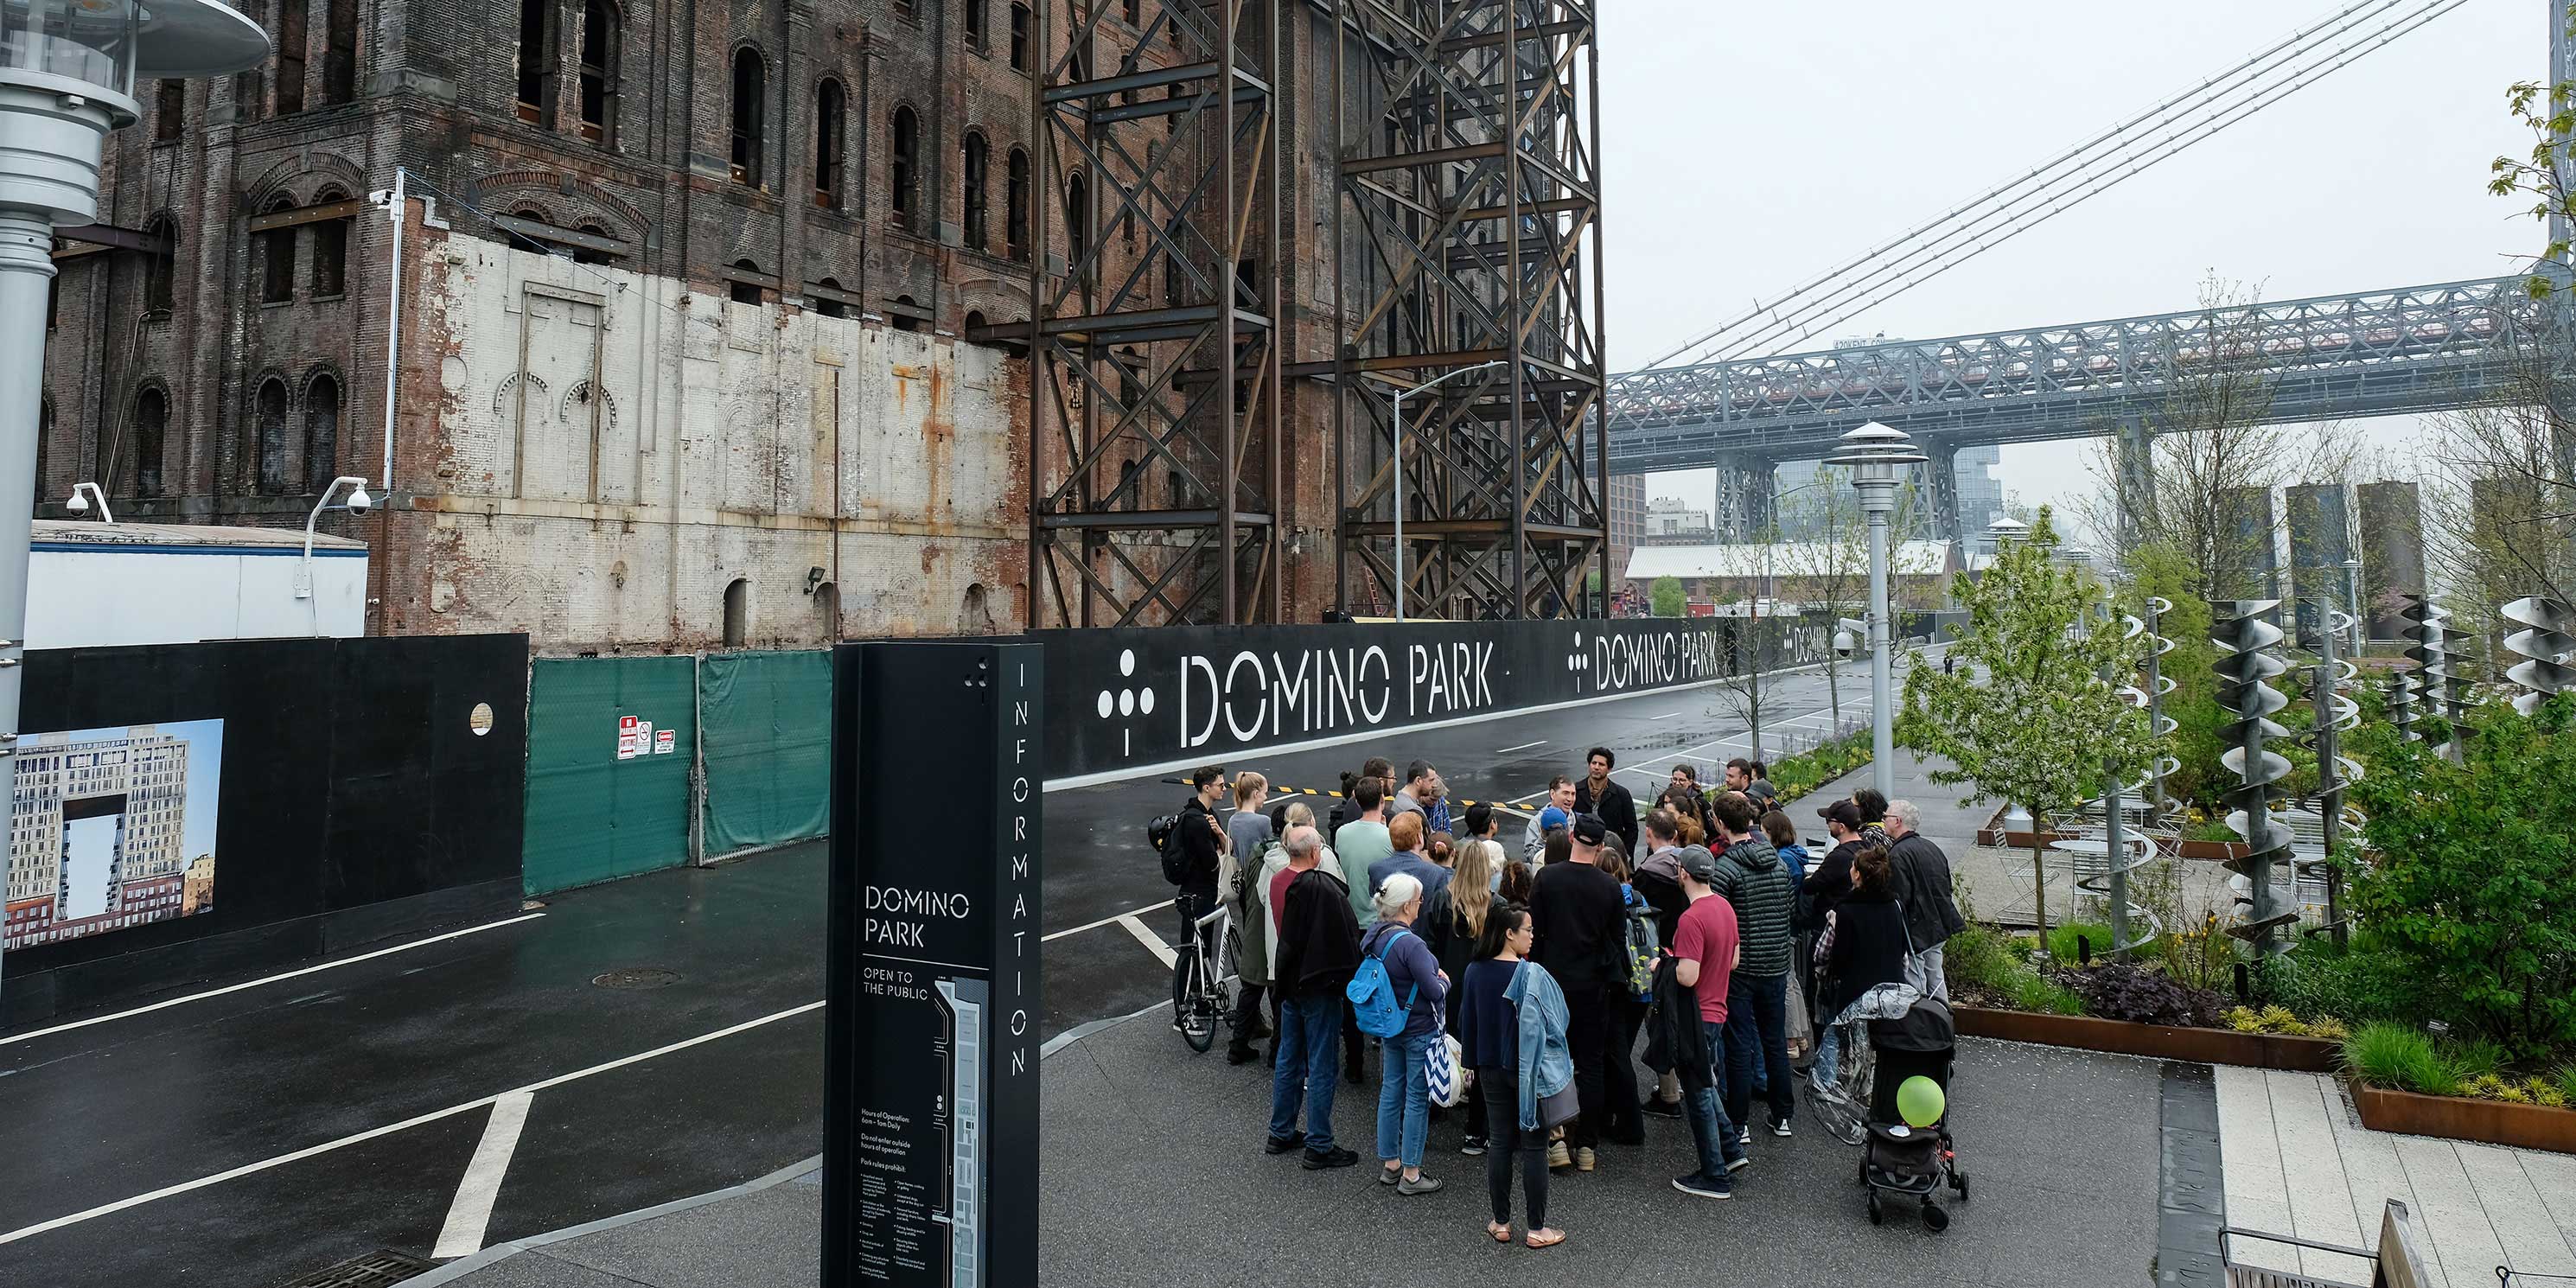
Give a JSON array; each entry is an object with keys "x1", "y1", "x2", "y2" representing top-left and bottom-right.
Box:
[{"x1": 344, "y1": 487, "x2": 373, "y2": 513}]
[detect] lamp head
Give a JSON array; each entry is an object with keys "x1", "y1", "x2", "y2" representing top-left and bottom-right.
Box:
[
  {"x1": 1823, "y1": 423, "x2": 1927, "y2": 509},
  {"x1": 65, "y1": 490, "x2": 88, "y2": 513}
]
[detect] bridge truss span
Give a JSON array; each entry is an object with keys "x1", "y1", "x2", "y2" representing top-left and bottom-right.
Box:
[{"x1": 1604, "y1": 275, "x2": 2540, "y2": 475}]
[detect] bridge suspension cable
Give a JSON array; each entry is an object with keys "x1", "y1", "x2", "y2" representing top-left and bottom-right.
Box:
[{"x1": 1629, "y1": 0, "x2": 2464, "y2": 379}]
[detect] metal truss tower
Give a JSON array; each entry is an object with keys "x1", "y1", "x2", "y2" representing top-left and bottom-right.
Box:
[
  {"x1": 1324, "y1": 0, "x2": 1609, "y2": 620},
  {"x1": 1023, "y1": 0, "x2": 1284, "y2": 627}
]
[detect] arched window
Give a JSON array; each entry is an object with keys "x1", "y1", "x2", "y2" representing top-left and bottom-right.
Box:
[
  {"x1": 578, "y1": 0, "x2": 618, "y2": 143},
  {"x1": 154, "y1": 82, "x2": 185, "y2": 142},
  {"x1": 815, "y1": 583, "x2": 840, "y2": 638},
  {"x1": 257, "y1": 197, "x2": 295, "y2": 303},
  {"x1": 514, "y1": 0, "x2": 556, "y2": 124},
  {"x1": 813, "y1": 79, "x2": 845, "y2": 208},
  {"x1": 275, "y1": 0, "x2": 307, "y2": 113},
  {"x1": 1008, "y1": 3, "x2": 1030, "y2": 71},
  {"x1": 889, "y1": 105, "x2": 918, "y2": 228},
  {"x1": 254, "y1": 379, "x2": 290, "y2": 494},
  {"x1": 729, "y1": 258, "x2": 766, "y2": 305},
  {"x1": 962, "y1": 583, "x2": 992, "y2": 634},
  {"x1": 143, "y1": 217, "x2": 175, "y2": 312},
  {"x1": 1065, "y1": 172, "x2": 1090, "y2": 268},
  {"x1": 891, "y1": 294, "x2": 921, "y2": 333},
  {"x1": 960, "y1": 131, "x2": 988, "y2": 251},
  {"x1": 573, "y1": 224, "x2": 615, "y2": 265},
  {"x1": 813, "y1": 277, "x2": 847, "y2": 318},
  {"x1": 1005, "y1": 147, "x2": 1030, "y2": 261},
  {"x1": 310, "y1": 190, "x2": 349, "y2": 297},
  {"x1": 722, "y1": 577, "x2": 749, "y2": 647},
  {"x1": 964, "y1": 0, "x2": 986, "y2": 49},
  {"x1": 323, "y1": 0, "x2": 358, "y2": 104},
  {"x1": 730, "y1": 48, "x2": 765, "y2": 186},
  {"x1": 304, "y1": 373, "x2": 340, "y2": 486}
]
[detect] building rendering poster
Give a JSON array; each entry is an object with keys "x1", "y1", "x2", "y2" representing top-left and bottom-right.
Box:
[{"x1": 6, "y1": 719, "x2": 224, "y2": 952}]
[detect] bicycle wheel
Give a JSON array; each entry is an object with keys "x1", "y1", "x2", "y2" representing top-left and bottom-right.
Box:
[
  {"x1": 1174, "y1": 953, "x2": 1215, "y2": 1052},
  {"x1": 1217, "y1": 925, "x2": 1243, "y2": 1017}
]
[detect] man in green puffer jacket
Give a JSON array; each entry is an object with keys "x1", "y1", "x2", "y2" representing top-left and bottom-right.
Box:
[{"x1": 1707, "y1": 791, "x2": 1800, "y2": 1144}]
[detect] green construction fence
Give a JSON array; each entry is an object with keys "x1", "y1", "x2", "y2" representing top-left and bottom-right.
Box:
[{"x1": 520, "y1": 651, "x2": 833, "y2": 896}]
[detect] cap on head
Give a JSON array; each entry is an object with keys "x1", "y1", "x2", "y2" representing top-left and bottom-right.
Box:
[
  {"x1": 1679, "y1": 845, "x2": 1720, "y2": 883},
  {"x1": 1571, "y1": 813, "x2": 1609, "y2": 845},
  {"x1": 1819, "y1": 800, "x2": 1861, "y2": 831},
  {"x1": 1538, "y1": 806, "x2": 1570, "y2": 832}
]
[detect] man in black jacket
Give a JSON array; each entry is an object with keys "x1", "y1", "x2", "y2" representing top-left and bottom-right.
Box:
[
  {"x1": 1528, "y1": 813, "x2": 1628, "y2": 1171},
  {"x1": 1884, "y1": 800, "x2": 1966, "y2": 999},
  {"x1": 1267, "y1": 826, "x2": 1361, "y2": 1170},
  {"x1": 1574, "y1": 747, "x2": 1639, "y2": 858},
  {"x1": 1173, "y1": 766, "x2": 1230, "y2": 993}
]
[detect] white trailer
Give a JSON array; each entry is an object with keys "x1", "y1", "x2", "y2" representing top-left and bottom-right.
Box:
[{"x1": 29, "y1": 520, "x2": 369, "y2": 648}]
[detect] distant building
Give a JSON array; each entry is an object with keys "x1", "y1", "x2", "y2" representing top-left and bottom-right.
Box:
[
  {"x1": 1609, "y1": 475, "x2": 1648, "y2": 597},
  {"x1": 2285, "y1": 483, "x2": 2353, "y2": 647},
  {"x1": 7, "y1": 727, "x2": 194, "y2": 950},
  {"x1": 1647, "y1": 495, "x2": 1712, "y2": 539},
  {"x1": 1768, "y1": 443, "x2": 1999, "y2": 545},
  {"x1": 1623, "y1": 540, "x2": 1959, "y2": 612},
  {"x1": 2216, "y1": 486, "x2": 2280, "y2": 601}
]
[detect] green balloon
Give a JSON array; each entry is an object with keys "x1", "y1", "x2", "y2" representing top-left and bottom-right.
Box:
[{"x1": 1897, "y1": 1075, "x2": 1945, "y2": 1128}]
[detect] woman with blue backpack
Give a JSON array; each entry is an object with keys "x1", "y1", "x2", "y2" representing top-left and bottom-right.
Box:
[{"x1": 1355, "y1": 870, "x2": 1450, "y2": 1195}]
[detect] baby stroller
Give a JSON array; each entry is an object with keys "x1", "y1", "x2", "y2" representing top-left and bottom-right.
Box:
[{"x1": 1859, "y1": 995, "x2": 1967, "y2": 1231}]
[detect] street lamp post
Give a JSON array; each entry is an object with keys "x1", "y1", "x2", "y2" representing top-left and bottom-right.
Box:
[
  {"x1": 1388, "y1": 360, "x2": 1504, "y2": 622},
  {"x1": 2, "y1": 0, "x2": 270, "y2": 997},
  {"x1": 1827, "y1": 423, "x2": 1927, "y2": 804},
  {"x1": 2342, "y1": 557, "x2": 2364, "y2": 656}
]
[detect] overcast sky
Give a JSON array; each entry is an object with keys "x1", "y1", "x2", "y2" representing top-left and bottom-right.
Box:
[{"x1": 1597, "y1": 0, "x2": 2540, "y2": 536}]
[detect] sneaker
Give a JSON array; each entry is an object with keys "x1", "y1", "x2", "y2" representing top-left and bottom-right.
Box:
[
  {"x1": 1263, "y1": 1132, "x2": 1306, "y2": 1155},
  {"x1": 1672, "y1": 1172, "x2": 1734, "y2": 1200},
  {"x1": 1460, "y1": 1136, "x2": 1488, "y2": 1157},
  {"x1": 1227, "y1": 1045, "x2": 1258, "y2": 1066},
  {"x1": 1736, "y1": 1126, "x2": 1752, "y2": 1148},
  {"x1": 1302, "y1": 1145, "x2": 1359, "y2": 1170},
  {"x1": 1395, "y1": 1174, "x2": 1446, "y2": 1196},
  {"x1": 1725, "y1": 1153, "x2": 1751, "y2": 1173},
  {"x1": 1574, "y1": 1147, "x2": 1597, "y2": 1173},
  {"x1": 1379, "y1": 1164, "x2": 1402, "y2": 1186},
  {"x1": 1641, "y1": 1098, "x2": 1683, "y2": 1119},
  {"x1": 1546, "y1": 1139, "x2": 1572, "y2": 1170},
  {"x1": 1770, "y1": 1118, "x2": 1794, "y2": 1138}
]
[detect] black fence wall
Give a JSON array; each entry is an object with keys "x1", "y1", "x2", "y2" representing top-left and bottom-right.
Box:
[{"x1": 7, "y1": 634, "x2": 530, "y2": 1025}]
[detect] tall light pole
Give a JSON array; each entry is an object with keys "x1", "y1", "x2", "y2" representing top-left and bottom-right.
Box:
[
  {"x1": 2342, "y1": 557, "x2": 2364, "y2": 655},
  {"x1": 1827, "y1": 423, "x2": 1927, "y2": 804},
  {"x1": 2, "y1": 0, "x2": 269, "y2": 998},
  {"x1": 1388, "y1": 360, "x2": 1504, "y2": 621}
]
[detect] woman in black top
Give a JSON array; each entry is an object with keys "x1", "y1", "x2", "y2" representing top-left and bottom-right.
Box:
[
  {"x1": 1817, "y1": 843, "x2": 1911, "y2": 1085},
  {"x1": 1456, "y1": 903, "x2": 1559, "y2": 1249},
  {"x1": 1423, "y1": 839, "x2": 1502, "y2": 1152}
]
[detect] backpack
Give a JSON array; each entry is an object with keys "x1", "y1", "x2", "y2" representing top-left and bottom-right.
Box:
[
  {"x1": 1621, "y1": 895, "x2": 1661, "y2": 1001},
  {"x1": 1347, "y1": 928, "x2": 1421, "y2": 1038},
  {"x1": 1148, "y1": 813, "x2": 1186, "y2": 884}
]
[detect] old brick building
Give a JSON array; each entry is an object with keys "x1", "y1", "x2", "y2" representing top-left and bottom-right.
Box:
[{"x1": 31, "y1": 0, "x2": 1606, "y2": 649}]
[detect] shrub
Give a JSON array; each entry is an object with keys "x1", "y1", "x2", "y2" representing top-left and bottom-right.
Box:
[
  {"x1": 2252, "y1": 935, "x2": 2432, "y2": 1029},
  {"x1": 2006, "y1": 968, "x2": 2085, "y2": 1017},
  {"x1": 2219, "y1": 1004, "x2": 2348, "y2": 1039},
  {"x1": 2560, "y1": 1066, "x2": 2576, "y2": 1107},
  {"x1": 2342, "y1": 1023, "x2": 2458, "y2": 1097},
  {"x1": 1941, "y1": 922, "x2": 2018, "y2": 995},
  {"x1": 2346, "y1": 696, "x2": 2576, "y2": 1056},
  {"x1": 2068, "y1": 962, "x2": 2226, "y2": 1028}
]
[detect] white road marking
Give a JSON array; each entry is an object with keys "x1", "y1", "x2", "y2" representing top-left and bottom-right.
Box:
[
  {"x1": 1043, "y1": 900, "x2": 1176, "y2": 943},
  {"x1": 431, "y1": 1092, "x2": 533, "y2": 1259},
  {"x1": 3, "y1": 913, "x2": 548, "y2": 1049},
  {"x1": 1494, "y1": 740, "x2": 1548, "y2": 754},
  {"x1": 1116, "y1": 914, "x2": 1178, "y2": 968},
  {"x1": 0, "y1": 1000, "x2": 824, "y2": 1247},
  {"x1": 1648, "y1": 711, "x2": 1680, "y2": 720}
]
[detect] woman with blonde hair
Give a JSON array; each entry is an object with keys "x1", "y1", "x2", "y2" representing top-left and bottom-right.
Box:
[{"x1": 1425, "y1": 839, "x2": 1500, "y2": 1154}]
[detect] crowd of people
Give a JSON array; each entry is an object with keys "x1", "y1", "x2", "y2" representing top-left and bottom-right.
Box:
[{"x1": 1158, "y1": 749, "x2": 1966, "y2": 1250}]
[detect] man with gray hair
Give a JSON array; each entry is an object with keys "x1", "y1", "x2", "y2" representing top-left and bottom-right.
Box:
[{"x1": 1883, "y1": 800, "x2": 1966, "y2": 999}]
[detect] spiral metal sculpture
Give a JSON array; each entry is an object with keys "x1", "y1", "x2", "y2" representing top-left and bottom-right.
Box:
[
  {"x1": 2139, "y1": 596, "x2": 2184, "y2": 838},
  {"x1": 2501, "y1": 596, "x2": 2575, "y2": 715},
  {"x1": 2072, "y1": 609, "x2": 2167, "y2": 948},
  {"x1": 2214, "y1": 599, "x2": 2296, "y2": 956},
  {"x1": 2297, "y1": 608, "x2": 2367, "y2": 943},
  {"x1": 2386, "y1": 670, "x2": 2418, "y2": 743},
  {"x1": 2398, "y1": 595, "x2": 2457, "y2": 751}
]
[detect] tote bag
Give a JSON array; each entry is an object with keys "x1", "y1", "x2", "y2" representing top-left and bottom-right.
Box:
[{"x1": 1425, "y1": 1034, "x2": 1467, "y2": 1108}]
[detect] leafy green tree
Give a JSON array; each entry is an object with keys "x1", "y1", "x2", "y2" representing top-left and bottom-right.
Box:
[
  {"x1": 1896, "y1": 509, "x2": 2161, "y2": 952},
  {"x1": 1651, "y1": 575, "x2": 1686, "y2": 618},
  {"x1": 2345, "y1": 694, "x2": 2576, "y2": 1056}
]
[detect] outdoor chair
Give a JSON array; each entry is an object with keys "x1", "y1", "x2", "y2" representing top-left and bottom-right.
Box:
[{"x1": 2218, "y1": 1198, "x2": 2432, "y2": 1288}]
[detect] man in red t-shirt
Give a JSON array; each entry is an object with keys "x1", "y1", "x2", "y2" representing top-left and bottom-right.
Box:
[{"x1": 1669, "y1": 847, "x2": 1746, "y2": 1197}]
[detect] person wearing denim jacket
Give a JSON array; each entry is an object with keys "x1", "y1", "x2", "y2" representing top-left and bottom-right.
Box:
[
  {"x1": 1503, "y1": 949, "x2": 1572, "y2": 1131},
  {"x1": 1361, "y1": 872, "x2": 1451, "y2": 1193}
]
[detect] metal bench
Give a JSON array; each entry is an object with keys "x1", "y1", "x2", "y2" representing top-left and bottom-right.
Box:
[{"x1": 2220, "y1": 1199, "x2": 2433, "y2": 1288}]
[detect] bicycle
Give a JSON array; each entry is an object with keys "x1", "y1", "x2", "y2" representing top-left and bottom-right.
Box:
[{"x1": 1170, "y1": 901, "x2": 1240, "y2": 1054}]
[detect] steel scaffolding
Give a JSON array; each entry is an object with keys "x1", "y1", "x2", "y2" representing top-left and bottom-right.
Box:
[
  {"x1": 1321, "y1": 0, "x2": 1608, "y2": 620},
  {"x1": 1022, "y1": 0, "x2": 1284, "y2": 627}
]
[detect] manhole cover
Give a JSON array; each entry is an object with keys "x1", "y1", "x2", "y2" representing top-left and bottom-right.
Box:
[
  {"x1": 274, "y1": 1250, "x2": 436, "y2": 1287},
  {"x1": 593, "y1": 967, "x2": 682, "y2": 989}
]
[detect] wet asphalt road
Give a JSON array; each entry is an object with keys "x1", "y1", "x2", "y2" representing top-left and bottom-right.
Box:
[{"x1": 0, "y1": 657, "x2": 1894, "y2": 1286}]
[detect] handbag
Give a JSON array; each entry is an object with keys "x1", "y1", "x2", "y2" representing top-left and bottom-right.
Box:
[
  {"x1": 1426, "y1": 1033, "x2": 1466, "y2": 1108},
  {"x1": 1896, "y1": 897, "x2": 1929, "y2": 992},
  {"x1": 1539, "y1": 1083, "x2": 1581, "y2": 1131}
]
